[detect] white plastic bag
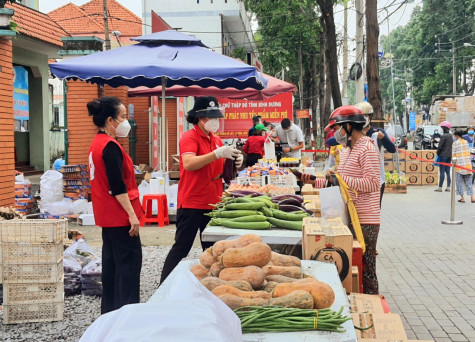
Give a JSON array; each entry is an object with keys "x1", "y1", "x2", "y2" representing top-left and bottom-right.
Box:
[
  {"x1": 64, "y1": 239, "x2": 95, "y2": 267},
  {"x1": 48, "y1": 198, "x2": 73, "y2": 216},
  {"x1": 72, "y1": 199, "x2": 88, "y2": 215},
  {"x1": 40, "y1": 170, "x2": 64, "y2": 213},
  {"x1": 319, "y1": 186, "x2": 349, "y2": 226},
  {"x1": 264, "y1": 139, "x2": 276, "y2": 160},
  {"x1": 324, "y1": 155, "x2": 336, "y2": 173},
  {"x1": 80, "y1": 269, "x2": 242, "y2": 342}
]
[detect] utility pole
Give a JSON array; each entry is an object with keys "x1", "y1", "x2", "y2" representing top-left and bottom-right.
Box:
[
  {"x1": 355, "y1": 0, "x2": 364, "y2": 103},
  {"x1": 103, "y1": 0, "x2": 111, "y2": 50},
  {"x1": 452, "y1": 41, "x2": 456, "y2": 94},
  {"x1": 299, "y1": 37, "x2": 303, "y2": 110},
  {"x1": 342, "y1": 1, "x2": 348, "y2": 98}
]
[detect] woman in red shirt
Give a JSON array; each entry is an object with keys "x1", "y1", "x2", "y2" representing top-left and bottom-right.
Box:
[
  {"x1": 243, "y1": 123, "x2": 267, "y2": 167},
  {"x1": 87, "y1": 96, "x2": 144, "y2": 314},
  {"x1": 160, "y1": 97, "x2": 243, "y2": 283}
]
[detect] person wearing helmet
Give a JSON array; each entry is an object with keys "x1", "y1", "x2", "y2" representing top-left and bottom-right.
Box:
[
  {"x1": 302, "y1": 105, "x2": 382, "y2": 294},
  {"x1": 160, "y1": 97, "x2": 243, "y2": 283},
  {"x1": 463, "y1": 126, "x2": 475, "y2": 184},
  {"x1": 435, "y1": 121, "x2": 453, "y2": 192},
  {"x1": 326, "y1": 102, "x2": 395, "y2": 206}
]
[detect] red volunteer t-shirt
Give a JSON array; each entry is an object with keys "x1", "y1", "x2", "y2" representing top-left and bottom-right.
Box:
[
  {"x1": 178, "y1": 126, "x2": 224, "y2": 210},
  {"x1": 243, "y1": 136, "x2": 266, "y2": 156}
]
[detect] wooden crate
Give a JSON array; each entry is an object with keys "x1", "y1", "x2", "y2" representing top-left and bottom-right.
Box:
[{"x1": 385, "y1": 184, "x2": 407, "y2": 193}]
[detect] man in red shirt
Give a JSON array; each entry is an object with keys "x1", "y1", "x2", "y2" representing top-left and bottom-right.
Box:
[{"x1": 160, "y1": 97, "x2": 243, "y2": 283}]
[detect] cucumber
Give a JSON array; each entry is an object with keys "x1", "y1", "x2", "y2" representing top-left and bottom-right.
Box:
[
  {"x1": 213, "y1": 219, "x2": 271, "y2": 230},
  {"x1": 258, "y1": 206, "x2": 273, "y2": 217},
  {"x1": 224, "y1": 202, "x2": 266, "y2": 210},
  {"x1": 235, "y1": 197, "x2": 255, "y2": 203},
  {"x1": 271, "y1": 209, "x2": 308, "y2": 221},
  {"x1": 229, "y1": 215, "x2": 269, "y2": 222},
  {"x1": 213, "y1": 210, "x2": 260, "y2": 218},
  {"x1": 267, "y1": 217, "x2": 303, "y2": 231}
]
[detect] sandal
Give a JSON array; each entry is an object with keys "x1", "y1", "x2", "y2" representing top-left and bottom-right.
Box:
[{"x1": 458, "y1": 199, "x2": 465, "y2": 203}]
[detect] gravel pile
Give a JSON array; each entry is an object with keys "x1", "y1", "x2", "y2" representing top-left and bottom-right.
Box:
[{"x1": 0, "y1": 246, "x2": 202, "y2": 342}]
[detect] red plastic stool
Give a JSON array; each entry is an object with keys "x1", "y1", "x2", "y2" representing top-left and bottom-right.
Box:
[{"x1": 140, "y1": 194, "x2": 169, "y2": 227}]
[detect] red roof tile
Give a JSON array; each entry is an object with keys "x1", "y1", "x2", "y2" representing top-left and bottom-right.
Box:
[
  {"x1": 48, "y1": 2, "x2": 103, "y2": 35},
  {"x1": 7, "y1": 3, "x2": 69, "y2": 47}
]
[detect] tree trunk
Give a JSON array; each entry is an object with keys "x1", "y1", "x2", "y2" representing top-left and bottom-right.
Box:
[
  {"x1": 316, "y1": 0, "x2": 342, "y2": 109},
  {"x1": 318, "y1": 19, "x2": 326, "y2": 132},
  {"x1": 312, "y1": 51, "x2": 318, "y2": 143},
  {"x1": 365, "y1": 0, "x2": 383, "y2": 127}
]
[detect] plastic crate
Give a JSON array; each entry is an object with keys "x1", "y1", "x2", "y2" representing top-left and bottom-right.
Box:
[
  {"x1": 0, "y1": 219, "x2": 67, "y2": 243},
  {"x1": 235, "y1": 176, "x2": 265, "y2": 186},
  {"x1": 3, "y1": 281, "x2": 64, "y2": 305},
  {"x1": 1, "y1": 242, "x2": 63, "y2": 264},
  {"x1": 1, "y1": 262, "x2": 63, "y2": 283},
  {"x1": 3, "y1": 301, "x2": 64, "y2": 324}
]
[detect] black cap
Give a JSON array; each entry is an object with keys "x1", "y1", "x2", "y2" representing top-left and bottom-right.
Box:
[{"x1": 187, "y1": 96, "x2": 224, "y2": 118}]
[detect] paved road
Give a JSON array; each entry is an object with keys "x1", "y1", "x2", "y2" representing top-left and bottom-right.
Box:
[{"x1": 379, "y1": 185, "x2": 475, "y2": 342}]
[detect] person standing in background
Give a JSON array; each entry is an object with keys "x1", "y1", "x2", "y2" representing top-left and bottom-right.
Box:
[
  {"x1": 248, "y1": 115, "x2": 262, "y2": 137},
  {"x1": 243, "y1": 123, "x2": 267, "y2": 167},
  {"x1": 160, "y1": 97, "x2": 243, "y2": 284},
  {"x1": 272, "y1": 118, "x2": 305, "y2": 159},
  {"x1": 452, "y1": 129, "x2": 474, "y2": 203},
  {"x1": 434, "y1": 121, "x2": 453, "y2": 192},
  {"x1": 87, "y1": 96, "x2": 143, "y2": 314},
  {"x1": 463, "y1": 126, "x2": 475, "y2": 184}
]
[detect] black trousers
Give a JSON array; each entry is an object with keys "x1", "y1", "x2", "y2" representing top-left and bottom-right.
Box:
[
  {"x1": 101, "y1": 226, "x2": 142, "y2": 315},
  {"x1": 246, "y1": 153, "x2": 262, "y2": 167},
  {"x1": 380, "y1": 182, "x2": 385, "y2": 208},
  {"x1": 160, "y1": 208, "x2": 212, "y2": 284}
]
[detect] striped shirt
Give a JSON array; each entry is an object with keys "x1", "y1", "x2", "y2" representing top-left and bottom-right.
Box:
[
  {"x1": 452, "y1": 138, "x2": 472, "y2": 175},
  {"x1": 337, "y1": 136, "x2": 381, "y2": 225}
]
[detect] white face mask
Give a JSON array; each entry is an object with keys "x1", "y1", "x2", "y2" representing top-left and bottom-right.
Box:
[
  {"x1": 204, "y1": 118, "x2": 220, "y2": 133},
  {"x1": 114, "y1": 119, "x2": 131, "y2": 137},
  {"x1": 363, "y1": 115, "x2": 371, "y2": 128},
  {"x1": 334, "y1": 128, "x2": 348, "y2": 145}
]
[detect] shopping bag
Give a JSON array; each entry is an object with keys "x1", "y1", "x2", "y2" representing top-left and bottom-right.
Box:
[
  {"x1": 319, "y1": 185, "x2": 349, "y2": 226},
  {"x1": 324, "y1": 155, "x2": 336, "y2": 173},
  {"x1": 264, "y1": 139, "x2": 276, "y2": 160},
  {"x1": 433, "y1": 155, "x2": 440, "y2": 167}
]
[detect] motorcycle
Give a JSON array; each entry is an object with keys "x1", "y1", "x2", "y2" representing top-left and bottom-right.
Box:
[{"x1": 431, "y1": 134, "x2": 441, "y2": 150}]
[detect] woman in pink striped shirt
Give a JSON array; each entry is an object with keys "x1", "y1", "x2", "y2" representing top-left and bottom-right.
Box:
[{"x1": 301, "y1": 105, "x2": 382, "y2": 294}]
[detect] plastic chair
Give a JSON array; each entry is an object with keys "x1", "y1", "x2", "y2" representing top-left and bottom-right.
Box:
[{"x1": 140, "y1": 194, "x2": 169, "y2": 227}]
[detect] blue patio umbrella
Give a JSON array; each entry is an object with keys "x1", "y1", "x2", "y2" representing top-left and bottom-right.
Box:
[{"x1": 49, "y1": 30, "x2": 267, "y2": 170}]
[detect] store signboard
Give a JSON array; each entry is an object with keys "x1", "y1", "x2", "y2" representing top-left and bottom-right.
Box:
[
  {"x1": 216, "y1": 92, "x2": 293, "y2": 139},
  {"x1": 151, "y1": 96, "x2": 159, "y2": 170},
  {"x1": 296, "y1": 109, "x2": 310, "y2": 119},
  {"x1": 13, "y1": 66, "x2": 29, "y2": 122},
  {"x1": 409, "y1": 111, "x2": 416, "y2": 131}
]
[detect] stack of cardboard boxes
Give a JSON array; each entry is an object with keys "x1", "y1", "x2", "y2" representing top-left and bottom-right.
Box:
[
  {"x1": 404, "y1": 151, "x2": 438, "y2": 186},
  {"x1": 61, "y1": 165, "x2": 90, "y2": 200},
  {"x1": 14, "y1": 181, "x2": 34, "y2": 215}
]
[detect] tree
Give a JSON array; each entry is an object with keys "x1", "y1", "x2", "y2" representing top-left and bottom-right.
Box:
[{"x1": 365, "y1": 0, "x2": 383, "y2": 126}]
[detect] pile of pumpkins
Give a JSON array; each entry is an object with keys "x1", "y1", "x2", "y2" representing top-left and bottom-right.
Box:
[{"x1": 190, "y1": 234, "x2": 335, "y2": 310}]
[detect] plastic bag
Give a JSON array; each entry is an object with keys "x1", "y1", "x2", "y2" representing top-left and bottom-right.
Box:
[
  {"x1": 64, "y1": 239, "x2": 95, "y2": 267},
  {"x1": 48, "y1": 198, "x2": 73, "y2": 216},
  {"x1": 40, "y1": 170, "x2": 64, "y2": 213},
  {"x1": 433, "y1": 155, "x2": 440, "y2": 167},
  {"x1": 53, "y1": 157, "x2": 65, "y2": 171},
  {"x1": 324, "y1": 155, "x2": 336, "y2": 173},
  {"x1": 319, "y1": 186, "x2": 349, "y2": 226},
  {"x1": 138, "y1": 180, "x2": 150, "y2": 205},
  {"x1": 71, "y1": 199, "x2": 88, "y2": 215},
  {"x1": 64, "y1": 258, "x2": 82, "y2": 296},
  {"x1": 264, "y1": 139, "x2": 276, "y2": 160},
  {"x1": 80, "y1": 268, "x2": 242, "y2": 342},
  {"x1": 81, "y1": 258, "x2": 102, "y2": 296}
]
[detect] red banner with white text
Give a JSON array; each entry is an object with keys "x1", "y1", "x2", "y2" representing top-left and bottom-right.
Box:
[{"x1": 216, "y1": 92, "x2": 293, "y2": 139}]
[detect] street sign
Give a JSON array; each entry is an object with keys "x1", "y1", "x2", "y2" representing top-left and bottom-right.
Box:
[
  {"x1": 296, "y1": 109, "x2": 310, "y2": 119},
  {"x1": 409, "y1": 111, "x2": 416, "y2": 131},
  {"x1": 378, "y1": 45, "x2": 384, "y2": 59}
]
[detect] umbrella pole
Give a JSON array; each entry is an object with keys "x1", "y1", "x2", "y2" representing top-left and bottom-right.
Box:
[{"x1": 161, "y1": 76, "x2": 166, "y2": 171}]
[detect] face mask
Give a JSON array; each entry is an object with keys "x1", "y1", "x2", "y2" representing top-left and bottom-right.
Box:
[
  {"x1": 204, "y1": 118, "x2": 220, "y2": 133},
  {"x1": 113, "y1": 119, "x2": 131, "y2": 137},
  {"x1": 334, "y1": 128, "x2": 348, "y2": 145},
  {"x1": 363, "y1": 115, "x2": 371, "y2": 128},
  {"x1": 469, "y1": 130, "x2": 474, "y2": 135}
]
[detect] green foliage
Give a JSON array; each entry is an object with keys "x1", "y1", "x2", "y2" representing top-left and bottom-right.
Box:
[
  {"x1": 231, "y1": 47, "x2": 247, "y2": 62},
  {"x1": 379, "y1": 0, "x2": 475, "y2": 115},
  {"x1": 0, "y1": 0, "x2": 22, "y2": 8}
]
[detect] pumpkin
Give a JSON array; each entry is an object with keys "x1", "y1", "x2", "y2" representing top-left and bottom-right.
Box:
[
  {"x1": 265, "y1": 275, "x2": 300, "y2": 283},
  {"x1": 262, "y1": 265, "x2": 303, "y2": 279},
  {"x1": 269, "y1": 290, "x2": 314, "y2": 309},
  {"x1": 270, "y1": 251, "x2": 301, "y2": 267},
  {"x1": 218, "y1": 294, "x2": 268, "y2": 310},
  {"x1": 209, "y1": 261, "x2": 225, "y2": 277},
  {"x1": 219, "y1": 242, "x2": 271, "y2": 268},
  {"x1": 212, "y1": 285, "x2": 271, "y2": 299},
  {"x1": 272, "y1": 278, "x2": 335, "y2": 309},
  {"x1": 212, "y1": 234, "x2": 262, "y2": 257},
  {"x1": 200, "y1": 277, "x2": 253, "y2": 292},
  {"x1": 200, "y1": 248, "x2": 217, "y2": 268},
  {"x1": 263, "y1": 281, "x2": 279, "y2": 293},
  {"x1": 190, "y1": 264, "x2": 209, "y2": 280},
  {"x1": 219, "y1": 265, "x2": 266, "y2": 290}
]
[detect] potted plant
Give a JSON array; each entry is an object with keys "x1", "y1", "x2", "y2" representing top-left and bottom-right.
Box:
[
  {"x1": 385, "y1": 170, "x2": 407, "y2": 193},
  {"x1": 0, "y1": 1, "x2": 21, "y2": 29}
]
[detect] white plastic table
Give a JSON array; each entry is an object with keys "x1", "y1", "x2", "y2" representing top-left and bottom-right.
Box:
[
  {"x1": 149, "y1": 259, "x2": 357, "y2": 342},
  {"x1": 202, "y1": 226, "x2": 303, "y2": 245}
]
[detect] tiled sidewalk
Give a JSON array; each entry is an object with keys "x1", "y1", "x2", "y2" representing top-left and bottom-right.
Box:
[{"x1": 378, "y1": 186, "x2": 475, "y2": 341}]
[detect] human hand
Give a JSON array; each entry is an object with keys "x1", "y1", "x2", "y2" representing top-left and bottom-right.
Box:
[
  {"x1": 301, "y1": 173, "x2": 315, "y2": 185},
  {"x1": 128, "y1": 214, "x2": 140, "y2": 237},
  {"x1": 214, "y1": 146, "x2": 240, "y2": 159},
  {"x1": 377, "y1": 131, "x2": 385, "y2": 139},
  {"x1": 283, "y1": 147, "x2": 291, "y2": 153},
  {"x1": 234, "y1": 153, "x2": 243, "y2": 168}
]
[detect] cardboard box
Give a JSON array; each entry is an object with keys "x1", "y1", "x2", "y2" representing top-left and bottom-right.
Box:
[
  {"x1": 78, "y1": 214, "x2": 95, "y2": 226},
  {"x1": 421, "y1": 150, "x2": 437, "y2": 161},
  {"x1": 406, "y1": 173, "x2": 422, "y2": 186},
  {"x1": 302, "y1": 217, "x2": 353, "y2": 293},
  {"x1": 422, "y1": 173, "x2": 438, "y2": 186},
  {"x1": 301, "y1": 184, "x2": 318, "y2": 196},
  {"x1": 352, "y1": 240, "x2": 363, "y2": 293},
  {"x1": 405, "y1": 160, "x2": 422, "y2": 173},
  {"x1": 352, "y1": 266, "x2": 360, "y2": 293},
  {"x1": 421, "y1": 162, "x2": 437, "y2": 173},
  {"x1": 349, "y1": 293, "x2": 385, "y2": 313},
  {"x1": 303, "y1": 195, "x2": 321, "y2": 214},
  {"x1": 406, "y1": 150, "x2": 422, "y2": 161},
  {"x1": 352, "y1": 313, "x2": 407, "y2": 340}
]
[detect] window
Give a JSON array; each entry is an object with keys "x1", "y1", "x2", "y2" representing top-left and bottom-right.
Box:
[{"x1": 53, "y1": 106, "x2": 60, "y2": 127}]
